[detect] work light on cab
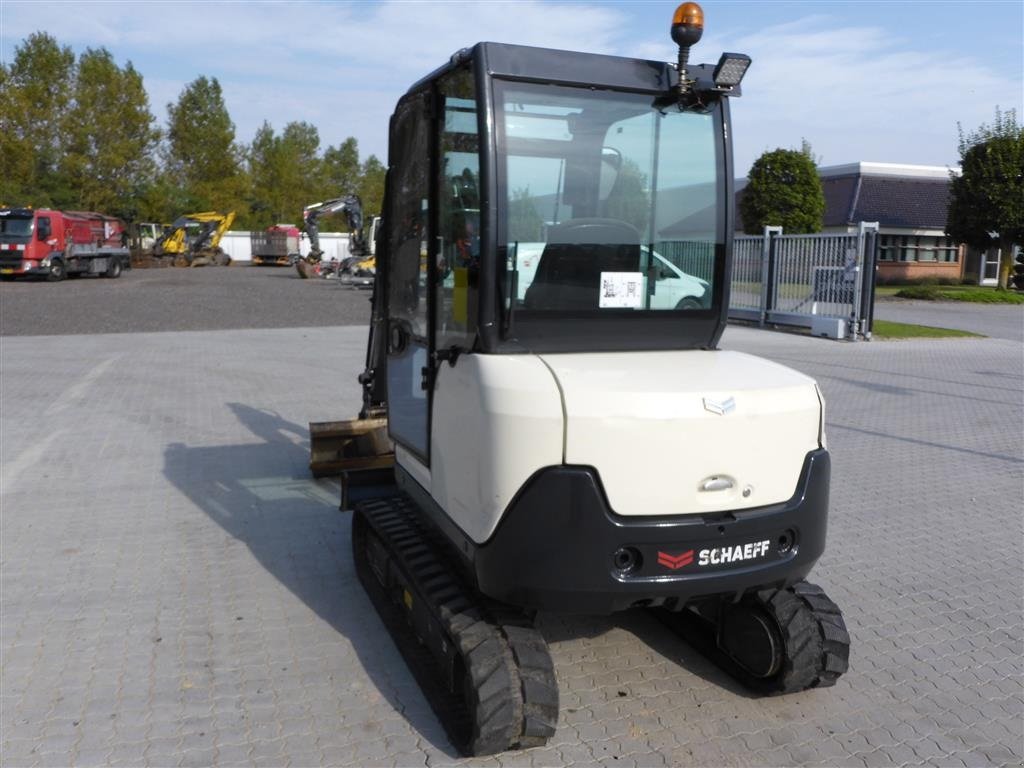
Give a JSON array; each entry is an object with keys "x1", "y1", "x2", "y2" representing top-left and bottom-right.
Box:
[{"x1": 713, "y1": 52, "x2": 752, "y2": 89}]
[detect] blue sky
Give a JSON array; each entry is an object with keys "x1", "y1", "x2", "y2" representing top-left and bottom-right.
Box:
[{"x1": 2, "y1": 1, "x2": 1021, "y2": 174}]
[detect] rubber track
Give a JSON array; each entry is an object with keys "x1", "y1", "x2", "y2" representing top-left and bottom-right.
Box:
[
  {"x1": 659, "y1": 580, "x2": 850, "y2": 696},
  {"x1": 487, "y1": 607, "x2": 560, "y2": 748},
  {"x1": 765, "y1": 581, "x2": 850, "y2": 693},
  {"x1": 353, "y1": 496, "x2": 557, "y2": 754}
]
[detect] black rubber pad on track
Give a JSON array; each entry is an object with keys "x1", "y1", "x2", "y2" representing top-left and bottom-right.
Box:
[
  {"x1": 352, "y1": 510, "x2": 473, "y2": 747},
  {"x1": 352, "y1": 496, "x2": 558, "y2": 755},
  {"x1": 658, "y1": 580, "x2": 850, "y2": 696}
]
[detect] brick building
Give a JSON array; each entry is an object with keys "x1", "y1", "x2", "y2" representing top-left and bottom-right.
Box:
[
  {"x1": 737, "y1": 161, "x2": 1007, "y2": 285},
  {"x1": 816, "y1": 162, "x2": 965, "y2": 284}
]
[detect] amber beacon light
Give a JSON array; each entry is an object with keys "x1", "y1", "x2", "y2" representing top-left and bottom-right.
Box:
[
  {"x1": 671, "y1": 2, "x2": 704, "y2": 94},
  {"x1": 672, "y1": 2, "x2": 704, "y2": 33}
]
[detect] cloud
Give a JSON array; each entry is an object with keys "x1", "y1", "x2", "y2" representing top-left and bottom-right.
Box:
[
  {"x1": 2, "y1": 2, "x2": 1020, "y2": 173},
  {"x1": 719, "y1": 16, "x2": 1019, "y2": 171},
  {"x1": 2, "y1": 0, "x2": 631, "y2": 159}
]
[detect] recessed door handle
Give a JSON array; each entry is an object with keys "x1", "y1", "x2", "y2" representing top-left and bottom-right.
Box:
[{"x1": 700, "y1": 477, "x2": 734, "y2": 492}]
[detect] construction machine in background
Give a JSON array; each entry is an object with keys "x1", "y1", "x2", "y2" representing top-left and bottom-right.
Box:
[
  {"x1": 127, "y1": 222, "x2": 165, "y2": 254},
  {"x1": 153, "y1": 211, "x2": 236, "y2": 267},
  {"x1": 251, "y1": 224, "x2": 301, "y2": 266},
  {"x1": 339, "y1": 215, "x2": 380, "y2": 287},
  {"x1": 314, "y1": 2, "x2": 850, "y2": 756},
  {"x1": 295, "y1": 195, "x2": 374, "y2": 279}
]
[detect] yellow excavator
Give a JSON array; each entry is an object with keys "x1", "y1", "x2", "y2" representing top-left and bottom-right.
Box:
[{"x1": 153, "y1": 211, "x2": 236, "y2": 267}]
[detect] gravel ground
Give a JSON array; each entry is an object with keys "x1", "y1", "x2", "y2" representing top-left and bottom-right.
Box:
[
  {"x1": 5, "y1": 266, "x2": 1020, "y2": 345},
  {"x1": 0, "y1": 265, "x2": 373, "y2": 336}
]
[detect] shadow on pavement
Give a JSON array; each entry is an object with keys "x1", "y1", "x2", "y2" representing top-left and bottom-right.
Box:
[
  {"x1": 164, "y1": 403, "x2": 763, "y2": 752},
  {"x1": 163, "y1": 403, "x2": 457, "y2": 756}
]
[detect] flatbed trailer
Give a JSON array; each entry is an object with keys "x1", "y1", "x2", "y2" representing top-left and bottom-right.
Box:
[{"x1": 251, "y1": 226, "x2": 301, "y2": 266}]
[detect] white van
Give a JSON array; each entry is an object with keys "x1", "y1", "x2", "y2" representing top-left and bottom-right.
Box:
[{"x1": 512, "y1": 242, "x2": 710, "y2": 309}]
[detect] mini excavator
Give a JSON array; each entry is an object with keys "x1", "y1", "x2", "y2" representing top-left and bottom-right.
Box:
[
  {"x1": 296, "y1": 195, "x2": 370, "y2": 279},
  {"x1": 322, "y1": 3, "x2": 850, "y2": 755},
  {"x1": 153, "y1": 211, "x2": 235, "y2": 266}
]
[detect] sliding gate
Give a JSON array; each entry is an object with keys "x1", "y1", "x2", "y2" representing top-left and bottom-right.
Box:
[{"x1": 729, "y1": 222, "x2": 880, "y2": 340}]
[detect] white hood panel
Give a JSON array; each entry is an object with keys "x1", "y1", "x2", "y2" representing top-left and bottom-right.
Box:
[
  {"x1": 430, "y1": 354, "x2": 564, "y2": 543},
  {"x1": 539, "y1": 350, "x2": 822, "y2": 516}
]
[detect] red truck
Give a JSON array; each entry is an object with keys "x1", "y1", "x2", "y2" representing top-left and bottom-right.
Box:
[{"x1": 0, "y1": 207, "x2": 130, "y2": 282}]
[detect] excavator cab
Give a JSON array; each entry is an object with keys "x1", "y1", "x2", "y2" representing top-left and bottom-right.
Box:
[
  {"x1": 337, "y1": 7, "x2": 849, "y2": 757},
  {"x1": 364, "y1": 41, "x2": 746, "y2": 422}
]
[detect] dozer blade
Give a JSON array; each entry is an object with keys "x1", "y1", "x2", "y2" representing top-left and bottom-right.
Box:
[{"x1": 309, "y1": 417, "x2": 393, "y2": 478}]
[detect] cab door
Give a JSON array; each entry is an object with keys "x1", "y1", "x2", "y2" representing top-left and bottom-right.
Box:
[{"x1": 384, "y1": 91, "x2": 432, "y2": 460}]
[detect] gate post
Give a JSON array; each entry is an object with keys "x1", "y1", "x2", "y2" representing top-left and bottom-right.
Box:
[
  {"x1": 760, "y1": 225, "x2": 782, "y2": 326},
  {"x1": 857, "y1": 222, "x2": 880, "y2": 340}
]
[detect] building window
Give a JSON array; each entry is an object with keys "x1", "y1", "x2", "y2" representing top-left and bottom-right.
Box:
[{"x1": 879, "y1": 235, "x2": 958, "y2": 263}]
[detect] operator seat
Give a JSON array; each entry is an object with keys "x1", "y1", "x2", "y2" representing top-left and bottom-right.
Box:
[{"x1": 523, "y1": 219, "x2": 642, "y2": 310}]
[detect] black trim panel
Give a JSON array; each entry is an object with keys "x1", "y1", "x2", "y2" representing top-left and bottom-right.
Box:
[{"x1": 473, "y1": 450, "x2": 830, "y2": 614}]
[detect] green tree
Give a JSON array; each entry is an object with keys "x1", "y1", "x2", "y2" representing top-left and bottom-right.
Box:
[
  {"x1": 249, "y1": 120, "x2": 321, "y2": 227},
  {"x1": 0, "y1": 65, "x2": 34, "y2": 203},
  {"x1": 603, "y1": 158, "x2": 649, "y2": 236},
  {"x1": 320, "y1": 137, "x2": 361, "y2": 199},
  {"x1": 247, "y1": 121, "x2": 278, "y2": 227},
  {"x1": 134, "y1": 172, "x2": 181, "y2": 224},
  {"x1": 0, "y1": 32, "x2": 75, "y2": 205},
  {"x1": 165, "y1": 76, "x2": 246, "y2": 216},
  {"x1": 357, "y1": 155, "x2": 386, "y2": 218},
  {"x1": 946, "y1": 108, "x2": 1024, "y2": 289},
  {"x1": 63, "y1": 48, "x2": 159, "y2": 218},
  {"x1": 740, "y1": 148, "x2": 825, "y2": 234}
]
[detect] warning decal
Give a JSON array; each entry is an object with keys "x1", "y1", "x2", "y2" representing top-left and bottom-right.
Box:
[{"x1": 599, "y1": 272, "x2": 644, "y2": 308}]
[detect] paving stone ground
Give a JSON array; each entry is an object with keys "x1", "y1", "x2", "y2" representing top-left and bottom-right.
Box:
[{"x1": 2, "y1": 326, "x2": 1022, "y2": 767}]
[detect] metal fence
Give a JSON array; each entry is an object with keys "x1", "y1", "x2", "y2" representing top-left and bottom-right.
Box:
[
  {"x1": 728, "y1": 223, "x2": 879, "y2": 340},
  {"x1": 657, "y1": 240, "x2": 716, "y2": 283},
  {"x1": 730, "y1": 231, "x2": 772, "y2": 315}
]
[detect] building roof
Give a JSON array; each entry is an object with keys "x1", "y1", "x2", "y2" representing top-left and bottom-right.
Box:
[
  {"x1": 818, "y1": 161, "x2": 955, "y2": 180},
  {"x1": 823, "y1": 175, "x2": 951, "y2": 228},
  {"x1": 736, "y1": 161, "x2": 954, "y2": 231}
]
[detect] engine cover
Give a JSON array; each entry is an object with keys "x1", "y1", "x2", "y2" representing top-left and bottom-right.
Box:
[{"x1": 538, "y1": 350, "x2": 822, "y2": 516}]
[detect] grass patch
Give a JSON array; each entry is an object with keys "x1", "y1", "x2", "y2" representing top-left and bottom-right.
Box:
[
  {"x1": 872, "y1": 319, "x2": 984, "y2": 339},
  {"x1": 892, "y1": 284, "x2": 1024, "y2": 304}
]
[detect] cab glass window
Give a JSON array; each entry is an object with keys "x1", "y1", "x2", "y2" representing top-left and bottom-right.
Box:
[
  {"x1": 498, "y1": 82, "x2": 721, "y2": 314},
  {"x1": 387, "y1": 92, "x2": 432, "y2": 339},
  {"x1": 435, "y1": 67, "x2": 480, "y2": 350}
]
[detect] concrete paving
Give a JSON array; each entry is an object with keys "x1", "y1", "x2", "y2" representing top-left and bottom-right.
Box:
[
  {"x1": 874, "y1": 297, "x2": 1024, "y2": 342},
  {"x1": 2, "y1": 326, "x2": 1022, "y2": 767}
]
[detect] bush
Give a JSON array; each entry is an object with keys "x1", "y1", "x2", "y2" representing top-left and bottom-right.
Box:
[
  {"x1": 877, "y1": 275, "x2": 962, "y2": 287},
  {"x1": 895, "y1": 285, "x2": 941, "y2": 300},
  {"x1": 894, "y1": 284, "x2": 1024, "y2": 303}
]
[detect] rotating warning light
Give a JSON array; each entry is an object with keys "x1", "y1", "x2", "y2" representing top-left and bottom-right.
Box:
[
  {"x1": 671, "y1": 2, "x2": 704, "y2": 47},
  {"x1": 671, "y1": 2, "x2": 704, "y2": 98},
  {"x1": 713, "y1": 53, "x2": 752, "y2": 88}
]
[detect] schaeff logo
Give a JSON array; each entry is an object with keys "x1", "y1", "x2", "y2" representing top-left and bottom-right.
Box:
[{"x1": 657, "y1": 540, "x2": 771, "y2": 570}]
